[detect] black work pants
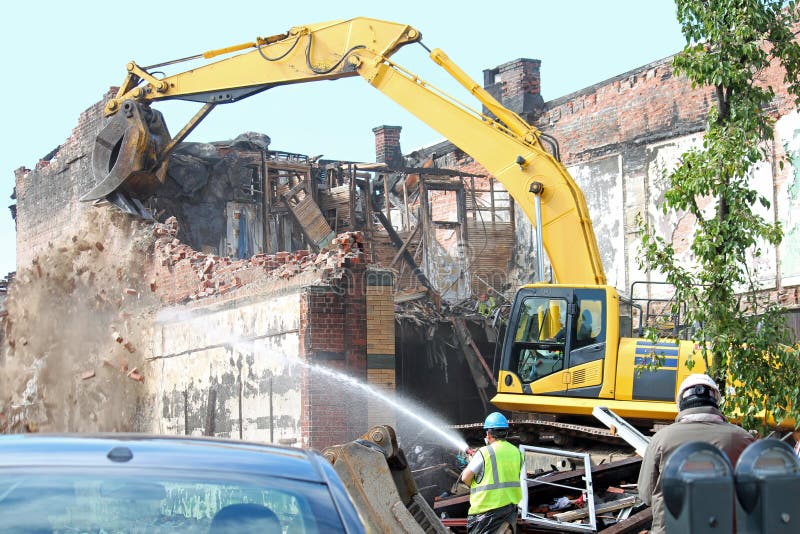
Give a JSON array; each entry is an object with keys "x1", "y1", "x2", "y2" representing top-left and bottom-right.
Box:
[{"x1": 466, "y1": 503, "x2": 517, "y2": 534}]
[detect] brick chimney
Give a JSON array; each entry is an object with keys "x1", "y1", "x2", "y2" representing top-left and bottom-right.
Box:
[
  {"x1": 372, "y1": 125, "x2": 403, "y2": 168},
  {"x1": 483, "y1": 58, "x2": 544, "y2": 122}
]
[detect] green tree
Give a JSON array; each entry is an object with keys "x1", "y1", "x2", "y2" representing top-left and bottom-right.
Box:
[{"x1": 639, "y1": 0, "x2": 800, "y2": 430}]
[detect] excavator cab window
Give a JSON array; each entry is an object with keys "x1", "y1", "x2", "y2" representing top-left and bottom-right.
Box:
[
  {"x1": 503, "y1": 288, "x2": 608, "y2": 387},
  {"x1": 566, "y1": 290, "x2": 607, "y2": 371},
  {"x1": 511, "y1": 296, "x2": 568, "y2": 383},
  {"x1": 573, "y1": 296, "x2": 604, "y2": 347}
]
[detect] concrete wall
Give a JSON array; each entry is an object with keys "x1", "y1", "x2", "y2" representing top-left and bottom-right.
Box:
[
  {"x1": 141, "y1": 259, "x2": 378, "y2": 450},
  {"x1": 566, "y1": 155, "x2": 626, "y2": 289},
  {"x1": 144, "y1": 291, "x2": 304, "y2": 443},
  {"x1": 142, "y1": 221, "x2": 374, "y2": 450}
]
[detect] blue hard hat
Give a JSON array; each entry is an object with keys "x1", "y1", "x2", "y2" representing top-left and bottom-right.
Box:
[{"x1": 483, "y1": 412, "x2": 509, "y2": 429}]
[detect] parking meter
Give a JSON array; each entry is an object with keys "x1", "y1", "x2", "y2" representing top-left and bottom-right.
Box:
[
  {"x1": 735, "y1": 439, "x2": 800, "y2": 534},
  {"x1": 662, "y1": 441, "x2": 734, "y2": 533}
]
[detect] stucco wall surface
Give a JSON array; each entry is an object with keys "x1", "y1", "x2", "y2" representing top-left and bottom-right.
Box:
[{"x1": 144, "y1": 291, "x2": 303, "y2": 444}]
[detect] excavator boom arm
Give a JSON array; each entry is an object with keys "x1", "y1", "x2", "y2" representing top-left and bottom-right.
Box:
[
  {"x1": 355, "y1": 48, "x2": 605, "y2": 285},
  {"x1": 105, "y1": 18, "x2": 421, "y2": 113},
  {"x1": 94, "y1": 17, "x2": 606, "y2": 286}
]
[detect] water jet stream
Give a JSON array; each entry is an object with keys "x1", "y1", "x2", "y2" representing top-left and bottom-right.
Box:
[{"x1": 233, "y1": 340, "x2": 468, "y2": 451}]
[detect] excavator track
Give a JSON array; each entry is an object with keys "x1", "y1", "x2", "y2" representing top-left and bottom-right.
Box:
[{"x1": 451, "y1": 419, "x2": 630, "y2": 448}]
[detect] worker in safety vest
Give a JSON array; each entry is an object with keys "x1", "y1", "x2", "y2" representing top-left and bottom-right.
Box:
[
  {"x1": 477, "y1": 293, "x2": 496, "y2": 318},
  {"x1": 460, "y1": 412, "x2": 528, "y2": 533}
]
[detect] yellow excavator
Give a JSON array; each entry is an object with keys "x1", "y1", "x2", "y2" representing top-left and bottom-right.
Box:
[{"x1": 85, "y1": 17, "x2": 782, "y2": 429}]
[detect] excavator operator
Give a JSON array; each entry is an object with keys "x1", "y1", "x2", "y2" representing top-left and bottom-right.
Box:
[{"x1": 460, "y1": 412, "x2": 528, "y2": 533}]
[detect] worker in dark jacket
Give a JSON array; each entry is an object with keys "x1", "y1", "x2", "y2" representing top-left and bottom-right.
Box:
[
  {"x1": 461, "y1": 412, "x2": 528, "y2": 533},
  {"x1": 637, "y1": 374, "x2": 755, "y2": 534}
]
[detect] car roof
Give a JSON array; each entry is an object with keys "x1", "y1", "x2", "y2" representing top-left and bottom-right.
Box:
[{"x1": 0, "y1": 434, "x2": 328, "y2": 483}]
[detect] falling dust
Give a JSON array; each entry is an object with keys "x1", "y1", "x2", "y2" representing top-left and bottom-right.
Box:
[
  {"x1": 229, "y1": 338, "x2": 469, "y2": 452},
  {"x1": 0, "y1": 208, "x2": 158, "y2": 433}
]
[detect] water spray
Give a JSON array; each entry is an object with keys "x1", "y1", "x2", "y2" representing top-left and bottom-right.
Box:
[{"x1": 231, "y1": 340, "x2": 468, "y2": 451}]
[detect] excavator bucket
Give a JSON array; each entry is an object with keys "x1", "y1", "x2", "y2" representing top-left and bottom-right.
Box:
[
  {"x1": 82, "y1": 100, "x2": 171, "y2": 203},
  {"x1": 323, "y1": 426, "x2": 450, "y2": 534}
]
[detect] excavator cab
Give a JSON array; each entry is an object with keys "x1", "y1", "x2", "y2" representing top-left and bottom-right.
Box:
[
  {"x1": 497, "y1": 285, "x2": 610, "y2": 400},
  {"x1": 82, "y1": 100, "x2": 172, "y2": 212},
  {"x1": 494, "y1": 285, "x2": 721, "y2": 424}
]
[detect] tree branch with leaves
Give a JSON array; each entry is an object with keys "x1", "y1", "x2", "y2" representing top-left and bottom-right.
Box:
[{"x1": 639, "y1": 0, "x2": 800, "y2": 431}]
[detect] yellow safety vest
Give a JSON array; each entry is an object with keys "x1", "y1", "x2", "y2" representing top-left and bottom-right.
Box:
[{"x1": 468, "y1": 440, "x2": 523, "y2": 515}]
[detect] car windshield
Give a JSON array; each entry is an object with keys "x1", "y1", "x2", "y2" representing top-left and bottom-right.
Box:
[{"x1": 0, "y1": 467, "x2": 344, "y2": 533}]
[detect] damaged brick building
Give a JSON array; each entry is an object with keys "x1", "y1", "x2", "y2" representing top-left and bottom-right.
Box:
[{"x1": 3, "y1": 40, "x2": 800, "y2": 449}]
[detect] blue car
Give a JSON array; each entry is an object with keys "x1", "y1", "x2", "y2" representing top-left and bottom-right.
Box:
[{"x1": 0, "y1": 434, "x2": 366, "y2": 533}]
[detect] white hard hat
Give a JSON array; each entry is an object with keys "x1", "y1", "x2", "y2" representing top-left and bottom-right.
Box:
[{"x1": 676, "y1": 374, "x2": 721, "y2": 409}]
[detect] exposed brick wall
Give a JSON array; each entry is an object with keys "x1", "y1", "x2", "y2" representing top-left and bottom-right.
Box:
[
  {"x1": 373, "y1": 125, "x2": 403, "y2": 168},
  {"x1": 299, "y1": 286, "x2": 348, "y2": 449},
  {"x1": 539, "y1": 59, "x2": 714, "y2": 163},
  {"x1": 483, "y1": 58, "x2": 544, "y2": 121},
  {"x1": 429, "y1": 190, "x2": 459, "y2": 223},
  {"x1": 14, "y1": 92, "x2": 114, "y2": 269},
  {"x1": 299, "y1": 260, "x2": 368, "y2": 450},
  {"x1": 146, "y1": 217, "x2": 346, "y2": 305},
  {"x1": 535, "y1": 38, "x2": 800, "y2": 178},
  {"x1": 365, "y1": 270, "x2": 395, "y2": 428}
]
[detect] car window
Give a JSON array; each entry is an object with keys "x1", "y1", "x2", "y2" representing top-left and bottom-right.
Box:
[{"x1": 0, "y1": 467, "x2": 345, "y2": 533}]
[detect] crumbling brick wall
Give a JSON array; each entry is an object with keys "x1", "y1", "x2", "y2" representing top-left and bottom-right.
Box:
[
  {"x1": 13, "y1": 92, "x2": 274, "y2": 270},
  {"x1": 14, "y1": 94, "x2": 112, "y2": 269},
  {"x1": 145, "y1": 223, "x2": 375, "y2": 449},
  {"x1": 5, "y1": 85, "x2": 388, "y2": 442}
]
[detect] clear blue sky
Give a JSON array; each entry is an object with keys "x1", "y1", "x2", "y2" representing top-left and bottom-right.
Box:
[{"x1": 0, "y1": 1, "x2": 685, "y2": 277}]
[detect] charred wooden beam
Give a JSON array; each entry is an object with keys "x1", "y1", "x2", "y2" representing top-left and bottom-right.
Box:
[{"x1": 358, "y1": 179, "x2": 436, "y2": 294}]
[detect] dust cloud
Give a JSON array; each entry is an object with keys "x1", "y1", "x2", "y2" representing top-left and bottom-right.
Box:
[{"x1": 0, "y1": 208, "x2": 158, "y2": 433}]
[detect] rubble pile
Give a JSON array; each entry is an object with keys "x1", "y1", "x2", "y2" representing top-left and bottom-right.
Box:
[
  {"x1": 152, "y1": 216, "x2": 366, "y2": 302},
  {"x1": 0, "y1": 200, "x2": 375, "y2": 435},
  {"x1": 0, "y1": 208, "x2": 157, "y2": 434}
]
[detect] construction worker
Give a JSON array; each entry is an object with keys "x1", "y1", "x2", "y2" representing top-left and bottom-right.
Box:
[
  {"x1": 476, "y1": 292, "x2": 496, "y2": 318},
  {"x1": 461, "y1": 412, "x2": 528, "y2": 533},
  {"x1": 637, "y1": 374, "x2": 755, "y2": 534}
]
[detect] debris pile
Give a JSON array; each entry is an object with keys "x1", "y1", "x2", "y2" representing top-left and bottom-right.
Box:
[
  {"x1": 433, "y1": 452, "x2": 645, "y2": 533},
  {"x1": 0, "y1": 208, "x2": 156, "y2": 434},
  {"x1": 151, "y1": 216, "x2": 366, "y2": 302}
]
